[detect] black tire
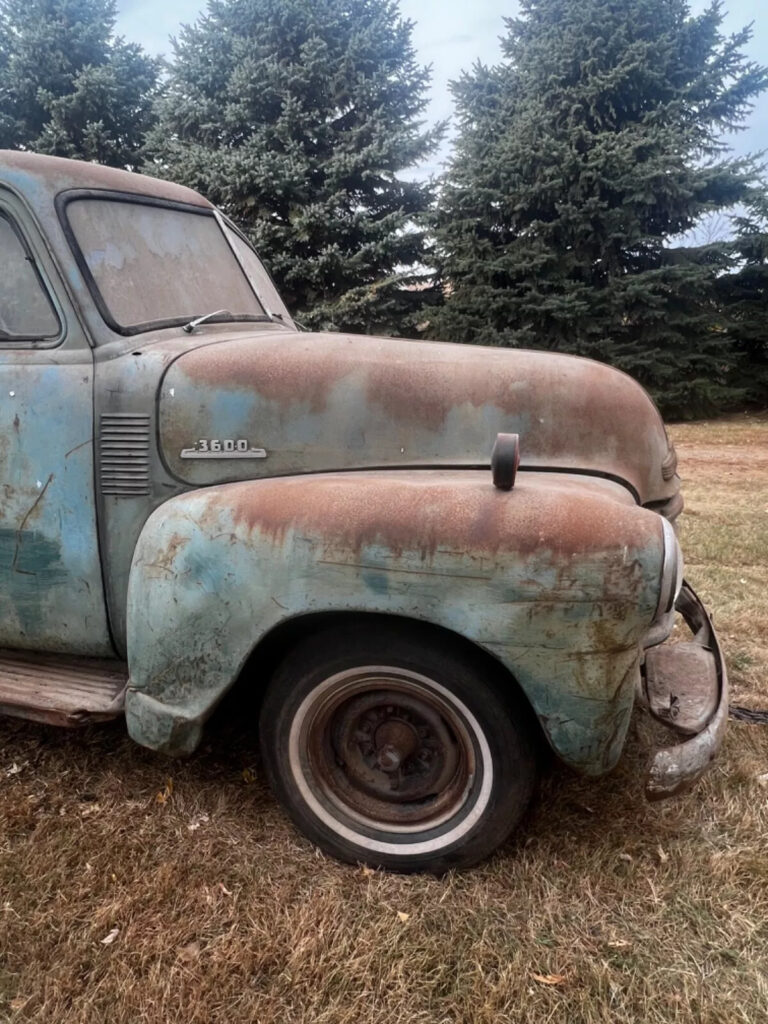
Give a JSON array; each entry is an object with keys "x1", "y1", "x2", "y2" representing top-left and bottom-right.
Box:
[{"x1": 259, "y1": 623, "x2": 539, "y2": 873}]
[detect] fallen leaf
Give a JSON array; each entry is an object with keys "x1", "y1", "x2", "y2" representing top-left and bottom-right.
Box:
[
  {"x1": 657, "y1": 845, "x2": 669, "y2": 864},
  {"x1": 6, "y1": 762, "x2": 23, "y2": 777},
  {"x1": 100, "y1": 927, "x2": 119, "y2": 946},
  {"x1": 396, "y1": 911, "x2": 410, "y2": 923},
  {"x1": 531, "y1": 972, "x2": 566, "y2": 986},
  {"x1": 361, "y1": 866, "x2": 375, "y2": 877},
  {"x1": 187, "y1": 813, "x2": 210, "y2": 832},
  {"x1": 242, "y1": 768, "x2": 256, "y2": 784},
  {"x1": 156, "y1": 778, "x2": 174, "y2": 804}
]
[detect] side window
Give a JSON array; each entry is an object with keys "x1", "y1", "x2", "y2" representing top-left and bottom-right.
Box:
[{"x1": 0, "y1": 213, "x2": 60, "y2": 342}]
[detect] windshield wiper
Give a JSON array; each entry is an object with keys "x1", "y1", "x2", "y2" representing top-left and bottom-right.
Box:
[
  {"x1": 182, "y1": 309, "x2": 284, "y2": 334},
  {"x1": 183, "y1": 309, "x2": 232, "y2": 333}
]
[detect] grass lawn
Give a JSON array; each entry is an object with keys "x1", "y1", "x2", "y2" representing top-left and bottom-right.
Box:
[{"x1": 0, "y1": 414, "x2": 766, "y2": 1023}]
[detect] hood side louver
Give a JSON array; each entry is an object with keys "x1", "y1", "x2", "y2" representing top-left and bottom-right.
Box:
[{"x1": 100, "y1": 413, "x2": 151, "y2": 496}]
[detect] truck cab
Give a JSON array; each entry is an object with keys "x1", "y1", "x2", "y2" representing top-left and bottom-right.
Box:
[{"x1": 0, "y1": 151, "x2": 727, "y2": 872}]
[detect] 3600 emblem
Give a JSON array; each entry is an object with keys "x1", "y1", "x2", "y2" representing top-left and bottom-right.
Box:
[{"x1": 180, "y1": 439, "x2": 268, "y2": 459}]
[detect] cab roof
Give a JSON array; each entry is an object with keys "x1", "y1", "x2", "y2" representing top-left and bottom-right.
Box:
[{"x1": 0, "y1": 150, "x2": 211, "y2": 208}]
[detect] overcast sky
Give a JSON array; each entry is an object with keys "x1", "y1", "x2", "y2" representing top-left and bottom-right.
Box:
[{"x1": 115, "y1": 0, "x2": 768, "y2": 178}]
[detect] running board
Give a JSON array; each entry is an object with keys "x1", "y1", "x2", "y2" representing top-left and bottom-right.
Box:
[{"x1": 0, "y1": 650, "x2": 127, "y2": 727}]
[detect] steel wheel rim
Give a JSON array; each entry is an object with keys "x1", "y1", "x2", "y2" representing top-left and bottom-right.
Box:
[{"x1": 288, "y1": 666, "x2": 494, "y2": 853}]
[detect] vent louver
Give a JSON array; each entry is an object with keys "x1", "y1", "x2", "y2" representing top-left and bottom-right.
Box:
[{"x1": 100, "y1": 413, "x2": 151, "y2": 496}]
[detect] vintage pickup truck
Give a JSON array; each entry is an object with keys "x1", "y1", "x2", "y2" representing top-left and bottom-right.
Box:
[{"x1": 0, "y1": 151, "x2": 727, "y2": 871}]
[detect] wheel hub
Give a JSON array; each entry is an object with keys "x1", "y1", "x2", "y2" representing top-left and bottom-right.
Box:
[{"x1": 304, "y1": 675, "x2": 474, "y2": 829}]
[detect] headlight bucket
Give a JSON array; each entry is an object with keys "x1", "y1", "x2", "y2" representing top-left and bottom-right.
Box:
[{"x1": 655, "y1": 517, "x2": 684, "y2": 623}]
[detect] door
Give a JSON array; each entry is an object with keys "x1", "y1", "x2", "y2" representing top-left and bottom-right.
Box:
[{"x1": 0, "y1": 195, "x2": 112, "y2": 655}]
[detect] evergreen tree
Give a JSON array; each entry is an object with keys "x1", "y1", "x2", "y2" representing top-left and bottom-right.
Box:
[
  {"x1": 145, "y1": 0, "x2": 442, "y2": 336},
  {"x1": 433, "y1": 0, "x2": 768, "y2": 417},
  {"x1": 718, "y1": 193, "x2": 768, "y2": 405},
  {"x1": 0, "y1": 0, "x2": 159, "y2": 168}
]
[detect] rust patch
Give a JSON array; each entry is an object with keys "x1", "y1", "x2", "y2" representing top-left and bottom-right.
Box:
[
  {"x1": 2, "y1": 149, "x2": 211, "y2": 207},
  {"x1": 143, "y1": 531, "x2": 190, "y2": 577},
  {"x1": 199, "y1": 471, "x2": 660, "y2": 570},
  {"x1": 173, "y1": 332, "x2": 659, "y2": 433},
  {"x1": 177, "y1": 335, "x2": 344, "y2": 412},
  {"x1": 164, "y1": 532, "x2": 189, "y2": 564},
  {"x1": 0, "y1": 648, "x2": 126, "y2": 727},
  {"x1": 164, "y1": 332, "x2": 674, "y2": 504}
]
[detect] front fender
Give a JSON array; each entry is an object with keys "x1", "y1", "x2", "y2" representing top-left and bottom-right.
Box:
[{"x1": 124, "y1": 470, "x2": 665, "y2": 770}]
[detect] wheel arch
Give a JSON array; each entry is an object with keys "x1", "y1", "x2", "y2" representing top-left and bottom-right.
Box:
[
  {"x1": 257, "y1": 614, "x2": 543, "y2": 871},
  {"x1": 239, "y1": 609, "x2": 546, "y2": 744}
]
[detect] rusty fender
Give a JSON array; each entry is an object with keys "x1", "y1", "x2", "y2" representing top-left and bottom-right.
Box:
[{"x1": 124, "y1": 470, "x2": 666, "y2": 769}]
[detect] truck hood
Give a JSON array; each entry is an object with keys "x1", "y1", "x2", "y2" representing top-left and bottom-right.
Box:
[{"x1": 158, "y1": 331, "x2": 677, "y2": 504}]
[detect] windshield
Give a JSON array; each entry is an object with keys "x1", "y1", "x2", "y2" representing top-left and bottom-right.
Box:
[{"x1": 64, "y1": 196, "x2": 267, "y2": 335}]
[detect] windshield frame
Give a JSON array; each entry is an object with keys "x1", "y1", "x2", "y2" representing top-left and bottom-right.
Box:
[
  {"x1": 56, "y1": 189, "x2": 270, "y2": 337},
  {"x1": 216, "y1": 212, "x2": 296, "y2": 329}
]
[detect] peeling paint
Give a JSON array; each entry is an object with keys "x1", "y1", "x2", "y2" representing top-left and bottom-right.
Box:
[
  {"x1": 158, "y1": 334, "x2": 678, "y2": 503},
  {"x1": 125, "y1": 471, "x2": 664, "y2": 769},
  {"x1": 2, "y1": 149, "x2": 723, "y2": 804}
]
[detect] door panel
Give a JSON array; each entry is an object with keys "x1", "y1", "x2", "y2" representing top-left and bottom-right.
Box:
[{"x1": 0, "y1": 197, "x2": 112, "y2": 655}]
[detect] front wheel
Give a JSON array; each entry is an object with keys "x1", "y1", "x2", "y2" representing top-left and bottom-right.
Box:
[{"x1": 259, "y1": 625, "x2": 539, "y2": 873}]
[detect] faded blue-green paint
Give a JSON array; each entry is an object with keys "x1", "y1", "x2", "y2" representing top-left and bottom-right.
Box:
[
  {"x1": 0, "y1": 358, "x2": 112, "y2": 654},
  {"x1": 0, "y1": 167, "x2": 113, "y2": 657},
  {"x1": 0, "y1": 149, "x2": 696, "y2": 791},
  {"x1": 125, "y1": 471, "x2": 665, "y2": 772},
  {"x1": 157, "y1": 333, "x2": 677, "y2": 505}
]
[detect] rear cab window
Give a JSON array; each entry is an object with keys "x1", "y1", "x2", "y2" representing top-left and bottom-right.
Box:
[{"x1": 0, "y1": 212, "x2": 60, "y2": 343}]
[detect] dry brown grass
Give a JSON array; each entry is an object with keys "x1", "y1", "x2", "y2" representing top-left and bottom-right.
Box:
[{"x1": 1, "y1": 417, "x2": 767, "y2": 1024}]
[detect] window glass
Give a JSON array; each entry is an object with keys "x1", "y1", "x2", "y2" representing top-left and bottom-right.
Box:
[
  {"x1": 0, "y1": 215, "x2": 59, "y2": 341},
  {"x1": 65, "y1": 199, "x2": 264, "y2": 332},
  {"x1": 224, "y1": 226, "x2": 293, "y2": 325}
]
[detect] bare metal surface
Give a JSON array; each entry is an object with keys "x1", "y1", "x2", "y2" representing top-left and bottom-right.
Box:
[
  {"x1": 644, "y1": 642, "x2": 719, "y2": 735},
  {"x1": 645, "y1": 583, "x2": 728, "y2": 800},
  {"x1": 0, "y1": 649, "x2": 127, "y2": 726}
]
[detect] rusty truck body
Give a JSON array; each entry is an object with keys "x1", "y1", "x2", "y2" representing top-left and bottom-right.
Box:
[{"x1": 0, "y1": 151, "x2": 727, "y2": 871}]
